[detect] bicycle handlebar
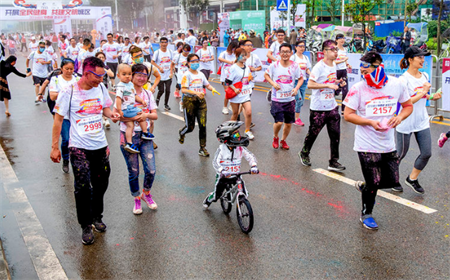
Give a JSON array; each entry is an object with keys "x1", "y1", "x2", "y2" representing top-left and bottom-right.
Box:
[{"x1": 225, "y1": 170, "x2": 259, "y2": 177}]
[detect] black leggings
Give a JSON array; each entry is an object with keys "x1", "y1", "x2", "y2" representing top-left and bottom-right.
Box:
[
  {"x1": 180, "y1": 95, "x2": 207, "y2": 148},
  {"x1": 336, "y1": 69, "x2": 348, "y2": 112},
  {"x1": 156, "y1": 79, "x2": 172, "y2": 106},
  {"x1": 144, "y1": 55, "x2": 151, "y2": 62}
]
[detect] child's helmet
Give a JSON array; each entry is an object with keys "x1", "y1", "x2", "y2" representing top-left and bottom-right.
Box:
[{"x1": 215, "y1": 121, "x2": 249, "y2": 147}]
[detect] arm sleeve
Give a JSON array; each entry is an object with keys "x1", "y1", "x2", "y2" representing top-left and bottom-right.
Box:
[
  {"x1": 398, "y1": 81, "x2": 411, "y2": 104},
  {"x1": 309, "y1": 64, "x2": 320, "y2": 82},
  {"x1": 212, "y1": 147, "x2": 224, "y2": 173},
  {"x1": 265, "y1": 63, "x2": 273, "y2": 78},
  {"x1": 342, "y1": 86, "x2": 359, "y2": 110},
  {"x1": 242, "y1": 147, "x2": 257, "y2": 167},
  {"x1": 49, "y1": 76, "x2": 58, "y2": 92},
  {"x1": 53, "y1": 86, "x2": 70, "y2": 117},
  {"x1": 12, "y1": 67, "x2": 27, "y2": 78},
  {"x1": 254, "y1": 56, "x2": 262, "y2": 67},
  {"x1": 27, "y1": 51, "x2": 34, "y2": 60},
  {"x1": 101, "y1": 84, "x2": 113, "y2": 108},
  {"x1": 152, "y1": 51, "x2": 157, "y2": 62}
]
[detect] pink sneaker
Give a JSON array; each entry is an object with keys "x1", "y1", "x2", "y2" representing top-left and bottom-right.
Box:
[
  {"x1": 294, "y1": 118, "x2": 304, "y2": 126},
  {"x1": 438, "y1": 133, "x2": 448, "y2": 148},
  {"x1": 141, "y1": 192, "x2": 158, "y2": 210},
  {"x1": 133, "y1": 197, "x2": 142, "y2": 215}
]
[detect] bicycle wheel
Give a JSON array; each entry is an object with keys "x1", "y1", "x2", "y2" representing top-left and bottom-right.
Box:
[
  {"x1": 220, "y1": 192, "x2": 232, "y2": 215},
  {"x1": 236, "y1": 198, "x2": 254, "y2": 234}
]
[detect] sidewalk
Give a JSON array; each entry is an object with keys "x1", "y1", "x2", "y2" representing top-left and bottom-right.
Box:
[{"x1": 0, "y1": 238, "x2": 11, "y2": 280}]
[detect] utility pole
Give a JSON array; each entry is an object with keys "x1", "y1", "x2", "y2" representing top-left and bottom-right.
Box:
[
  {"x1": 404, "y1": 0, "x2": 408, "y2": 27},
  {"x1": 287, "y1": 0, "x2": 290, "y2": 31},
  {"x1": 256, "y1": 0, "x2": 259, "y2": 10},
  {"x1": 115, "y1": 0, "x2": 119, "y2": 32},
  {"x1": 341, "y1": 0, "x2": 344, "y2": 26}
]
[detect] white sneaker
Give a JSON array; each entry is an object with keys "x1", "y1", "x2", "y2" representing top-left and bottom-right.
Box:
[
  {"x1": 35, "y1": 96, "x2": 40, "y2": 105},
  {"x1": 222, "y1": 107, "x2": 229, "y2": 115},
  {"x1": 245, "y1": 131, "x2": 255, "y2": 140},
  {"x1": 179, "y1": 102, "x2": 183, "y2": 112},
  {"x1": 103, "y1": 119, "x2": 111, "y2": 129}
]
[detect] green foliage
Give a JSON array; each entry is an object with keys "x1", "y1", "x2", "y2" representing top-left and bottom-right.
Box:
[
  {"x1": 426, "y1": 38, "x2": 438, "y2": 50},
  {"x1": 345, "y1": 0, "x2": 383, "y2": 23},
  {"x1": 428, "y1": 20, "x2": 450, "y2": 38},
  {"x1": 392, "y1": 31, "x2": 403, "y2": 37},
  {"x1": 325, "y1": 0, "x2": 341, "y2": 24},
  {"x1": 181, "y1": 0, "x2": 210, "y2": 13}
]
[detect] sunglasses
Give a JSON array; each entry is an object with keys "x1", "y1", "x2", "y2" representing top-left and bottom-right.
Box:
[
  {"x1": 134, "y1": 72, "x2": 148, "y2": 78},
  {"x1": 360, "y1": 62, "x2": 381, "y2": 69},
  {"x1": 189, "y1": 59, "x2": 200, "y2": 63},
  {"x1": 325, "y1": 47, "x2": 338, "y2": 52},
  {"x1": 87, "y1": 70, "x2": 107, "y2": 78}
]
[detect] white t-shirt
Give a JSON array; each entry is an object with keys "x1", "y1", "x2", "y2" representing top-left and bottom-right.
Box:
[
  {"x1": 173, "y1": 39, "x2": 184, "y2": 46},
  {"x1": 185, "y1": 35, "x2": 197, "y2": 47},
  {"x1": 103, "y1": 42, "x2": 121, "y2": 63},
  {"x1": 336, "y1": 48, "x2": 348, "y2": 71},
  {"x1": 290, "y1": 53, "x2": 311, "y2": 80},
  {"x1": 28, "y1": 51, "x2": 52, "y2": 78},
  {"x1": 76, "y1": 49, "x2": 88, "y2": 75},
  {"x1": 121, "y1": 44, "x2": 132, "y2": 62},
  {"x1": 152, "y1": 49, "x2": 173, "y2": 81},
  {"x1": 269, "y1": 41, "x2": 283, "y2": 61},
  {"x1": 119, "y1": 88, "x2": 157, "y2": 132},
  {"x1": 54, "y1": 83, "x2": 113, "y2": 150},
  {"x1": 227, "y1": 64, "x2": 252, "y2": 104},
  {"x1": 58, "y1": 40, "x2": 69, "y2": 52},
  {"x1": 265, "y1": 61, "x2": 302, "y2": 103},
  {"x1": 181, "y1": 71, "x2": 209, "y2": 96},
  {"x1": 140, "y1": 42, "x2": 152, "y2": 56},
  {"x1": 29, "y1": 42, "x2": 39, "y2": 52},
  {"x1": 245, "y1": 53, "x2": 262, "y2": 88},
  {"x1": 76, "y1": 42, "x2": 83, "y2": 49},
  {"x1": 49, "y1": 75, "x2": 80, "y2": 120},
  {"x1": 66, "y1": 45, "x2": 80, "y2": 61},
  {"x1": 309, "y1": 60, "x2": 338, "y2": 111},
  {"x1": 343, "y1": 77, "x2": 410, "y2": 153},
  {"x1": 196, "y1": 48, "x2": 214, "y2": 71},
  {"x1": 396, "y1": 72, "x2": 430, "y2": 134},
  {"x1": 114, "y1": 82, "x2": 136, "y2": 111},
  {"x1": 219, "y1": 51, "x2": 236, "y2": 82},
  {"x1": 172, "y1": 53, "x2": 189, "y2": 81}
]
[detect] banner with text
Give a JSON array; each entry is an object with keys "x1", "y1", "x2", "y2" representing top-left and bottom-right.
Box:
[{"x1": 442, "y1": 58, "x2": 450, "y2": 111}]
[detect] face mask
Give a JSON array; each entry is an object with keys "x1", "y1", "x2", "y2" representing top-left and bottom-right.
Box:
[
  {"x1": 134, "y1": 57, "x2": 144, "y2": 64},
  {"x1": 360, "y1": 63, "x2": 388, "y2": 89},
  {"x1": 190, "y1": 63, "x2": 200, "y2": 70},
  {"x1": 39, "y1": 47, "x2": 45, "y2": 52},
  {"x1": 238, "y1": 55, "x2": 246, "y2": 62}
]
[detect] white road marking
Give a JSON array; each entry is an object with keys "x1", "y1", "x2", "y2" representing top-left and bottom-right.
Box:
[
  {"x1": 161, "y1": 111, "x2": 197, "y2": 125},
  {"x1": 0, "y1": 145, "x2": 68, "y2": 280},
  {"x1": 313, "y1": 168, "x2": 438, "y2": 214}
]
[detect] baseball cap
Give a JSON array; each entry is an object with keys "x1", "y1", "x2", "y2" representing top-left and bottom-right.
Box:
[{"x1": 404, "y1": 46, "x2": 431, "y2": 59}]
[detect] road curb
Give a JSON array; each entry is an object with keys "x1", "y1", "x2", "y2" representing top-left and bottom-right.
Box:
[{"x1": 0, "y1": 238, "x2": 11, "y2": 280}]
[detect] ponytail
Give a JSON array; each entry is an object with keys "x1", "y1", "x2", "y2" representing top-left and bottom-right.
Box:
[{"x1": 400, "y1": 58, "x2": 409, "y2": 70}]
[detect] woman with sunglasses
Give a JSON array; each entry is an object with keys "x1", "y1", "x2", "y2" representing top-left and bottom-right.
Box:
[
  {"x1": 394, "y1": 46, "x2": 442, "y2": 194},
  {"x1": 172, "y1": 43, "x2": 191, "y2": 112},
  {"x1": 117, "y1": 63, "x2": 159, "y2": 215},
  {"x1": 178, "y1": 54, "x2": 218, "y2": 157}
]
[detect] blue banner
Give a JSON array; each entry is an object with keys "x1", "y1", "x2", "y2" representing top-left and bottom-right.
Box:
[{"x1": 380, "y1": 54, "x2": 433, "y2": 81}]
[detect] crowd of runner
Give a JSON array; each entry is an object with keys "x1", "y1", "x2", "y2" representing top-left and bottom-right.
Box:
[{"x1": 1, "y1": 27, "x2": 448, "y2": 245}]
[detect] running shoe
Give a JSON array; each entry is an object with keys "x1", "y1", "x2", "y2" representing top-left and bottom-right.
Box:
[
  {"x1": 245, "y1": 131, "x2": 255, "y2": 140},
  {"x1": 124, "y1": 143, "x2": 140, "y2": 153},
  {"x1": 156, "y1": 99, "x2": 160, "y2": 107},
  {"x1": 62, "y1": 159, "x2": 70, "y2": 174},
  {"x1": 354, "y1": 181, "x2": 365, "y2": 192},
  {"x1": 178, "y1": 129, "x2": 185, "y2": 144},
  {"x1": 272, "y1": 137, "x2": 279, "y2": 149},
  {"x1": 438, "y1": 133, "x2": 448, "y2": 148},
  {"x1": 199, "y1": 148, "x2": 210, "y2": 157},
  {"x1": 280, "y1": 140, "x2": 289, "y2": 150},
  {"x1": 141, "y1": 132, "x2": 155, "y2": 140},
  {"x1": 179, "y1": 102, "x2": 183, "y2": 112},
  {"x1": 165, "y1": 105, "x2": 171, "y2": 111},
  {"x1": 299, "y1": 152, "x2": 311, "y2": 166},
  {"x1": 133, "y1": 197, "x2": 142, "y2": 215},
  {"x1": 81, "y1": 226, "x2": 94, "y2": 245},
  {"x1": 391, "y1": 185, "x2": 403, "y2": 192},
  {"x1": 405, "y1": 176, "x2": 424, "y2": 194},
  {"x1": 92, "y1": 217, "x2": 107, "y2": 232},
  {"x1": 328, "y1": 161, "x2": 346, "y2": 172},
  {"x1": 35, "y1": 96, "x2": 40, "y2": 105},
  {"x1": 266, "y1": 90, "x2": 272, "y2": 103},
  {"x1": 141, "y1": 192, "x2": 157, "y2": 210},
  {"x1": 294, "y1": 118, "x2": 304, "y2": 126},
  {"x1": 360, "y1": 215, "x2": 378, "y2": 230},
  {"x1": 222, "y1": 107, "x2": 229, "y2": 115},
  {"x1": 202, "y1": 194, "x2": 213, "y2": 209},
  {"x1": 103, "y1": 119, "x2": 111, "y2": 129}
]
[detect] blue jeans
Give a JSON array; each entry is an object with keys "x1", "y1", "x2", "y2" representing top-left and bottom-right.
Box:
[
  {"x1": 123, "y1": 106, "x2": 142, "y2": 118},
  {"x1": 120, "y1": 131, "x2": 156, "y2": 197},
  {"x1": 61, "y1": 119, "x2": 70, "y2": 161},
  {"x1": 294, "y1": 80, "x2": 308, "y2": 114}
]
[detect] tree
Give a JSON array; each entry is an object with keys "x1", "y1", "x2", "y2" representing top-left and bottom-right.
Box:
[
  {"x1": 434, "y1": 0, "x2": 447, "y2": 56},
  {"x1": 406, "y1": 2, "x2": 419, "y2": 22},
  {"x1": 303, "y1": 0, "x2": 322, "y2": 28},
  {"x1": 325, "y1": 0, "x2": 341, "y2": 24},
  {"x1": 180, "y1": 0, "x2": 210, "y2": 29},
  {"x1": 345, "y1": 0, "x2": 383, "y2": 51}
]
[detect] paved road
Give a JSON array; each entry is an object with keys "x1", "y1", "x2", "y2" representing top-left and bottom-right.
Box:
[{"x1": 1, "y1": 58, "x2": 449, "y2": 279}]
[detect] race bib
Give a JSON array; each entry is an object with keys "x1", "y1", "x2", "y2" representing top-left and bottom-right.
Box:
[
  {"x1": 276, "y1": 90, "x2": 292, "y2": 99},
  {"x1": 366, "y1": 99, "x2": 398, "y2": 117},
  {"x1": 222, "y1": 160, "x2": 241, "y2": 173},
  {"x1": 320, "y1": 89, "x2": 335, "y2": 101},
  {"x1": 241, "y1": 88, "x2": 252, "y2": 96},
  {"x1": 77, "y1": 115, "x2": 103, "y2": 135}
]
